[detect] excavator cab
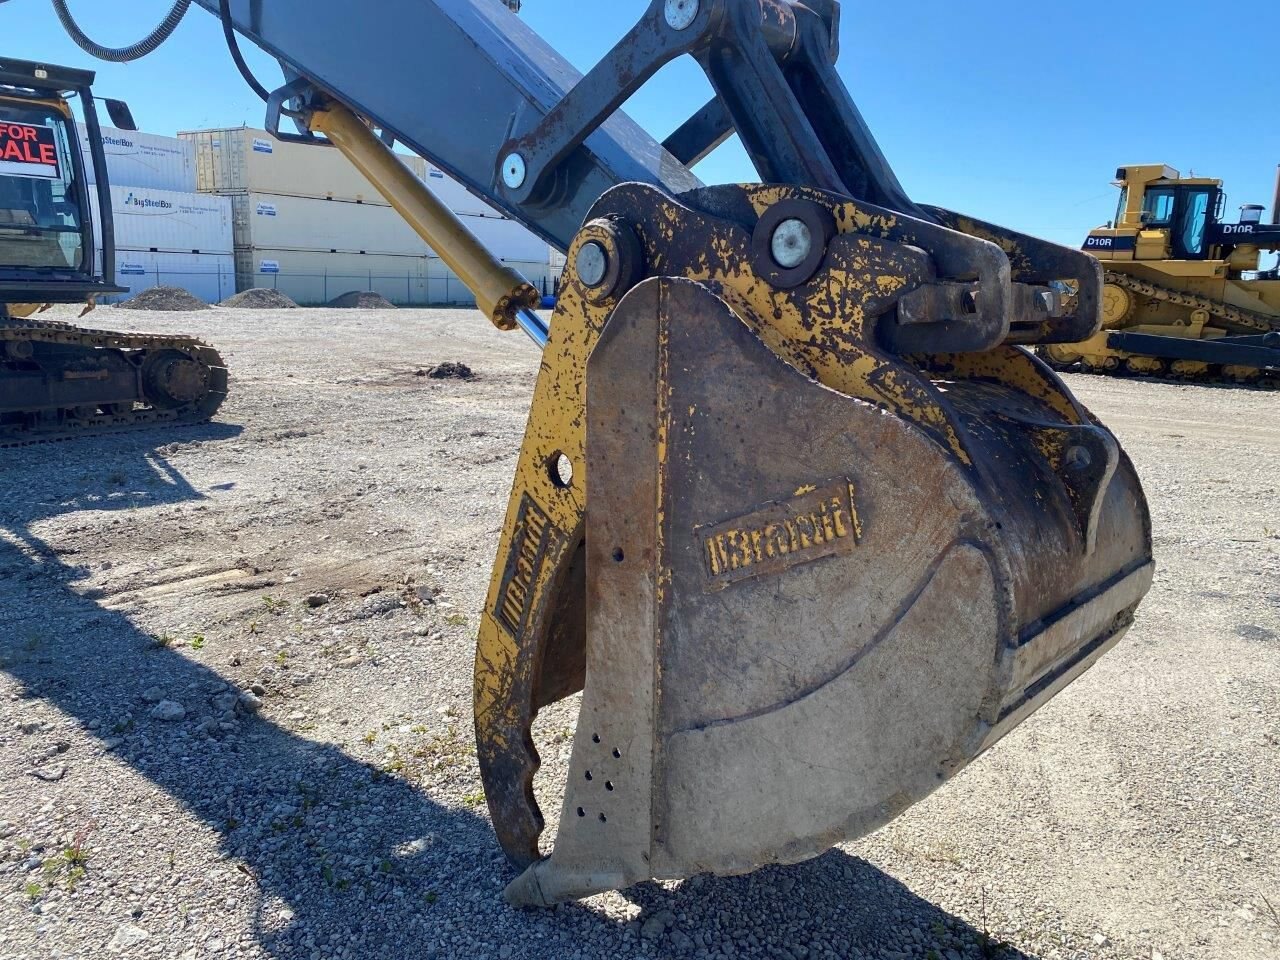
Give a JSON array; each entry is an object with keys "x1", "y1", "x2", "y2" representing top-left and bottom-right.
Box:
[{"x1": 0, "y1": 58, "x2": 124, "y2": 306}]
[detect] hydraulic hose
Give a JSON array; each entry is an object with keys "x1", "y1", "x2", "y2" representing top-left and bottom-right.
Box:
[
  {"x1": 52, "y1": 0, "x2": 191, "y2": 63},
  {"x1": 219, "y1": 0, "x2": 270, "y2": 102}
]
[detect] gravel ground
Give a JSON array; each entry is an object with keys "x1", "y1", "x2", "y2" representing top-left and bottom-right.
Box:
[{"x1": 0, "y1": 305, "x2": 1276, "y2": 960}]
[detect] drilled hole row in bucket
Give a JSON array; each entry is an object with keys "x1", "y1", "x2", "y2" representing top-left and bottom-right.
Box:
[{"x1": 576, "y1": 733, "x2": 621, "y2": 823}]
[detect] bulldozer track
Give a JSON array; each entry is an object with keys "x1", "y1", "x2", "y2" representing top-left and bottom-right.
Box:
[
  {"x1": 0, "y1": 319, "x2": 228, "y2": 447},
  {"x1": 1104, "y1": 270, "x2": 1280, "y2": 335}
]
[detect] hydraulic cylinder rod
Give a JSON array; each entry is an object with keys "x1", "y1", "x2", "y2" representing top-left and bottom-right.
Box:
[{"x1": 309, "y1": 102, "x2": 548, "y2": 347}]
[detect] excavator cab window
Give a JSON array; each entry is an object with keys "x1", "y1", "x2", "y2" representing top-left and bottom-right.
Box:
[
  {"x1": 1141, "y1": 188, "x2": 1176, "y2": 226},
  {"x1": 0, "y1": 100, "x2": 85, "y2": 273}
]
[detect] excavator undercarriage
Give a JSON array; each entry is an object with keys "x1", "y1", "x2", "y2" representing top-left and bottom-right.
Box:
[
  {"x1": 0, "y1": 310, "x2": 226, "y2": 447},
  {"x1": 54, "y1": 0, "x2": 1155, "y2": 906}
]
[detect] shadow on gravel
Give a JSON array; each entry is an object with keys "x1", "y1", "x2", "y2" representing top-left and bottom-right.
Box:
[{"x1": 1, "y1": 431, "x2": 1034, "y2": 960}]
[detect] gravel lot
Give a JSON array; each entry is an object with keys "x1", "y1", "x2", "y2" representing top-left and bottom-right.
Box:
[{"x1": 0, "y1": 305, "x2": 1277, "y2": 960}]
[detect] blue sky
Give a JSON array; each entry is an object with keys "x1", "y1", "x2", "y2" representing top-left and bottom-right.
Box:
[{"x1": 8, "y1": 0, "x2": 1280, "y2": 249}]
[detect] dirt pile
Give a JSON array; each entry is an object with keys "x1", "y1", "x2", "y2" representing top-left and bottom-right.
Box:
[
  {"x1": 328, "y1": 290, "x2": 396, "y2": 309},
  {"x1": 416, "y1": 361, "x2": 476, "y2": 380},
  {"x1": 220, "y1": 288, "x2": 298, "y2": 309},
  {"x1": 114, "y1": 286, "x2": 210, "y2": 311}
]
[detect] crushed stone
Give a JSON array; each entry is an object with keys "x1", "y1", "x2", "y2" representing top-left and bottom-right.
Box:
[
  {"x1": 327, "y1": 290, "x2": 396, "y2": 309},
  {"x1": 220, "y1": 288, "x2": 299, "y2": 309},
  {"x1": 113, "y1": 286, "x2": 211, "y2": 311}
]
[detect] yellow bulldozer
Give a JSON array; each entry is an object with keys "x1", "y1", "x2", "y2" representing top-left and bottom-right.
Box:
[{"x1": 1042, "y1": 163, "x2": 1280, "y2": 382}]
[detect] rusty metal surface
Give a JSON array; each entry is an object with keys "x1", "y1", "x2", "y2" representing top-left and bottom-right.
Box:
[
  {"x1": 475, "y1": 181, "x2": 1153, "y2": 893},
  {"x1": 504, "y1": 270, "x2": 1151, "y2": 905}
]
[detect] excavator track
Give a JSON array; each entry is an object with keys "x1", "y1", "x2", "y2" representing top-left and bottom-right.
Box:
[
  {"x1": 0, "y1": 318, "x2": 228, "y2": 447},
  {"x1": 1103, "y1": 270, "x2": 1280, "y2": 335}
]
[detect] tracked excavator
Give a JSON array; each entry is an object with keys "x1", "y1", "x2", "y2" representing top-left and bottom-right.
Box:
[
  {"x1": 0, "y1": 57, "x2": 227, "y2": 445},
  {"x1": 1043, "y1": 163, "x2": 1280, "y2": 383},
  {"x1": 54, "y1": 0, "x2": 1154, "y2": 906}
]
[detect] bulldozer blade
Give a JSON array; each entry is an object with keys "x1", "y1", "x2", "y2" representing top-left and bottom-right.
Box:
[{"x1": 504, "y1": 276, "x2": 1152, "y2": 906}]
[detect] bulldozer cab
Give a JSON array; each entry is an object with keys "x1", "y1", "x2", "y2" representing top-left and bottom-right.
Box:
[
  {"x1": 1088, "y1": 164, "x2": 1280, "y2": 268},
  {"x1": 1136, "y1": 180, "x2": 1219, "y2": 260},
  {"x1": 0, "y1": 58, "x2": 125, "y2": 306},
  {"x1": 1102, "y1": 165, "x2": 1222, "y2": 261}
]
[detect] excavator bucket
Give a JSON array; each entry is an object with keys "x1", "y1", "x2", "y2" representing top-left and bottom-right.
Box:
[{"x1": 476, "y1": 183, "x2": 1153, "y2": 906}]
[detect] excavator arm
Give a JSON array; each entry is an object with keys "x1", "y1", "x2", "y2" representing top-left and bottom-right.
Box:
[{"x1": 60, "y1": 0, "x2": 1154, "y2": 906}]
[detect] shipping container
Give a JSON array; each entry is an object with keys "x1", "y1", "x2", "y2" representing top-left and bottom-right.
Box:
[
  {"x1": 224, "y1": 190, "x2": 548, "y2": 263},
  {"x1": 420, "y1": 164, "x2": 503, "y2": 218},
  {"x1": 181, "y1": 126, "x2": 428, "y2": 204},
  {"x1": 95, "y1": 248, "x2": 235, "y2": 304},
  {"x1": 90, "y1": 186, "x2": 233, "y2": 254},
  {"x1": 78, "y1": 123, "x2": 196, "y2": 193},
  {"x1": 229, "y1": 192, "x2": 428, "y2": 256},
  {"x1": 463, "y1": 214, "x2": 553, "y2": 265},
  {"x1": 233, "y1": 247, "x2": 556, "y2": 306}
]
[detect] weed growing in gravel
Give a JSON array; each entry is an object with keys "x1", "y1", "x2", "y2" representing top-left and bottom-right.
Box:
[
  {"x1": 382, "y1": 746, "x2": 407, "y2": 774},
  {"x1": 41, "y1": 836, "x2": 91, "y2": 893},
  {"x1": 189, "y1": 634, "x2": 206, "y2": 650},
  {"x1": 23, "y1": 881, "x2": 41, "y2": 901},
  {"x1": 424, "y1": 891, "x2": 438, "y2": 905},
  {"x1": 975, "y1": 886, "x2": 1010, "y2": 959},
  {"x1": 361, "y1": 729, "x2": 377, "y2": 745},
  {"x1": 460, "y1": 791, "x2": 485, "y2": 809},
  {"x1": 444, "y1": 613, "x2": 468, "y2": 627},
  {"x1": 148, "y1": 632, "x2": 175, "y2": 650},
  {"x1": 262, "y1": 595, "x2": 289, "y2": 614},
  {"x1": 274, "y1": 649, "x2": 289, "y2": 665}
]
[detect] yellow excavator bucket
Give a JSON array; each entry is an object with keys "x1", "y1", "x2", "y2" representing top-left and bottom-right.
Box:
[{"x1": 474, "y1": 183, "x2": 1154, "y2": 906}]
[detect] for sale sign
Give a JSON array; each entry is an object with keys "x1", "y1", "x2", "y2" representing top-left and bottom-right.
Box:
[{"x1": 0, "y1": 123, "x2": 61, "y2": 179}]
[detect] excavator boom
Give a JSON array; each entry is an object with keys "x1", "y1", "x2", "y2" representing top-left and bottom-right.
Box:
[{"x1": 56, "y1": 0, "x2": 1154, "y2": 905}]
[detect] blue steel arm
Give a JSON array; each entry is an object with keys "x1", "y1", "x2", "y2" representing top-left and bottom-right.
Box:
[{"x1": 190, "y1": 0, "x2": 702, "y2": 252}]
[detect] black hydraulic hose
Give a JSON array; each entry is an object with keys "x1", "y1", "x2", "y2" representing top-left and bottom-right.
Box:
[
  {"x1": 219, "y1": 0, "x2": 270, "y2": 102},
  {"x1": 52, "y1": 0, "x2": 191, "y2": 62}
]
